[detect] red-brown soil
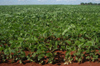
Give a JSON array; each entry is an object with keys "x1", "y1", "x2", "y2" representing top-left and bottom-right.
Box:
[
  {"x1": 0, "y1": 60, "x2": 100, "y2": 66},
  {"x1": 0, "y1": 50, "x2": 100, "y2": 66}
]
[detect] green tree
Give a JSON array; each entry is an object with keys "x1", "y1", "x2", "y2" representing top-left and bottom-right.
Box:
[{"x1": 81, "y1": 2, "x2": 85, "y2": 5}]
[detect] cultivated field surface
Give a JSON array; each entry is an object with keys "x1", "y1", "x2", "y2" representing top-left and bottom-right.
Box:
[{"x1": 0, "y1": 5, "x2": 100, "y2": 66}]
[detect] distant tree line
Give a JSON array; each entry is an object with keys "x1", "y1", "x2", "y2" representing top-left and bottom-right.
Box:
[{"x1": 80, "y1": 2, "x2": 100, "y2": 5}]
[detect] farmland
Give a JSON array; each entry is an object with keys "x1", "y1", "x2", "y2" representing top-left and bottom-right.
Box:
[{"x1": 0, "y1": 5, "x2": 100, "y2": 64}]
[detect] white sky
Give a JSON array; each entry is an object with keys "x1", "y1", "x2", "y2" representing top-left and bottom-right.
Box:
[{"x1": 0, "y1": 0, "x2": 100, "y2": 5}]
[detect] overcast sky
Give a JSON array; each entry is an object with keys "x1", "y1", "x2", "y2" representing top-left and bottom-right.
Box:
[{"x1": 0, "y1": 0, "x2": 100, "y2": 5}]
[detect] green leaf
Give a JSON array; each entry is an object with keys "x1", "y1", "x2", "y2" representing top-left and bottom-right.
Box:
[
  {"x1": 0, "y1": 46, "x2": 4, "y2": 51},
  {"x1": 46, "y1": 53, "x2": 52, "y2": 57},
  {"x1": 38, "y1": 54, "x2": 45, "y2": 61},
  {"x1": 34, "y1": 37, "x2": 38, "y2": 41},
  {"x1": 48, "y1": 58, "x2": 53, "y2": 63},
  {"x1": 32, "y1": 53, "x2": 36, "y2": 57},
  {"x1": 18, "y1": 37, "x2": 23, "y2": 41},
  {"x1": 61, "y1": 46, "x2": 65, "y2": 50},
  {"x1": 78, "y1": 58, "x2": 82, "y2": 63},
  {"x1": 79, "y1": 38, "x2": 85, "y2": 42},
  {"x1": 86, "y1": 56, "x2": 90, "y2": 59},
  {"x1": 19, "y1": 60, "x2": 22, "y2": 64},
  {"x1": 75, "y1": 40, "x2": 80, "y2": 45},
  {"x1": 9, "y1": 40, "x2": 13, "y2": 44},
  {"x1": 62, "y1": 24, "x2": 75, "y2": 35},
  {"x1": 66, "y1": 40, "x2": 71, "y2": 45}
]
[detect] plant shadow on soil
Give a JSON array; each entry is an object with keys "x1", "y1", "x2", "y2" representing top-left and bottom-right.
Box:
[{"x1": 0, "y1": 50, "x2": 100, "y2": 66}]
